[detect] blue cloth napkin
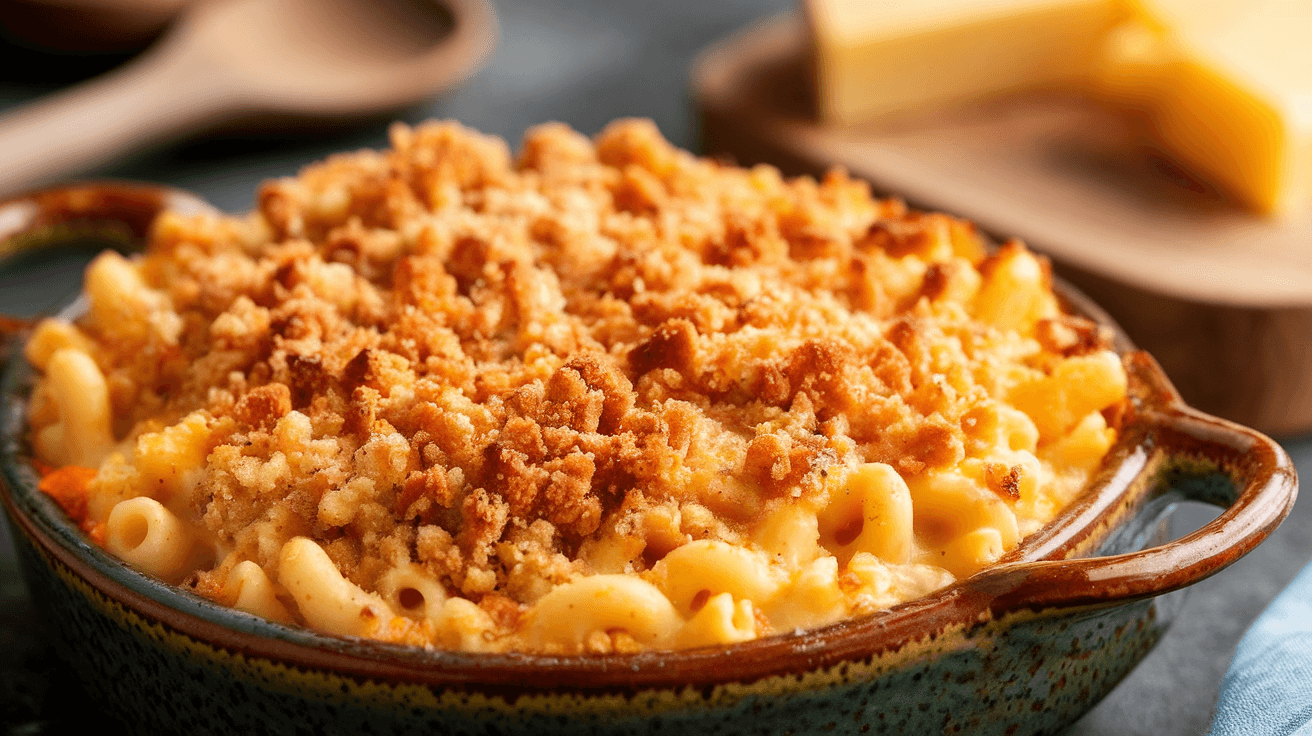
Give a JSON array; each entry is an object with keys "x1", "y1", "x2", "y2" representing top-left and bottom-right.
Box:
[{"x1": 1209, "y1": 561, "x2": 1312, "y2": 735}]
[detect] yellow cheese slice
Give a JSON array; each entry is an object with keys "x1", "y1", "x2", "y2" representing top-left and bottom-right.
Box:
[
  {"x1": 804, "y1": 0, "x2": 1123, "y2": 127},
  {"x1": 1102, "y1": 0, "x2": 1312, "y2": 216},
  {"x1": 1092, "y1": 21, "x2": 1166, "y2": 110}
]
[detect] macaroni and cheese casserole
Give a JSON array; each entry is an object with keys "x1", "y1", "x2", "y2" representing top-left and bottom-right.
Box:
[{"x1": 27, "y1": 120, "x2": 1127, "y2": 653}]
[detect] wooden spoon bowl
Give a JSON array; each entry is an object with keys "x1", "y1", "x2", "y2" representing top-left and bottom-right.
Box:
[{"x1": 0, "y1": 0, "x2": 497, "y2": 198}]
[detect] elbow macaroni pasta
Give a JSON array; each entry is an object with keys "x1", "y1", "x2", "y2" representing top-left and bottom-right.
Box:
[
  {"x1": 226, "y1": 560, "x2": 293, "y2": 623},
  {"x1": 104, "y1": 497, "x2": 195, "y2": 582},
  {"x1": 278, "y1": 537, "x2": 392, "y2": 638},
  {"x1": 817, "y1": 462, "x2": 914, "y2": 565},
  {"x1": 675, "y1": 593, "x2": 757, "y2": 649},
  {"x1": 27, "y1": 119, "x2": 1130, "y2": 653},
  {"x1": 652, "y1": 540, "x2": 781, "y2": 616},
  {"x1": 32, "y1": 348, "x2": 114, "y2": 469},
  {"x1": 527, "y1": 575, "x2": 682, "y2": 650},
  {"x1": 375, "y1": 563, "x2": 448, "y2": 621}
]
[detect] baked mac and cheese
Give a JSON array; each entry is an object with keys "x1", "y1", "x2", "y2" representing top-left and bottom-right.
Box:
[{"x1": 28, "y1": 119, "x2": 1127, "y2": 653}]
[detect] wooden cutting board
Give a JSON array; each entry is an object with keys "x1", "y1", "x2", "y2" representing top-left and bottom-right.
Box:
[{"x1": 692, "y1": 15, "x2": 1312, "y2": 437}]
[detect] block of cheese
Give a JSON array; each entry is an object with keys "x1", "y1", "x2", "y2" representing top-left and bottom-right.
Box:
[
  {"x1": 1100, "y1": 0, "x2": 1312, "y2": 216},
  {"x1": 1092, "y1": 21, "x2": 1166, "y2": 110},
  {"x1": 804, "y1": 0, "x2": 1123, "y2": 127}
]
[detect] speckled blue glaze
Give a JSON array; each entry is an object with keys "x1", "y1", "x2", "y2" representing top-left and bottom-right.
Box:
[{"x1": 10, "y1": 517, "x2": 1176, "y2": 736}]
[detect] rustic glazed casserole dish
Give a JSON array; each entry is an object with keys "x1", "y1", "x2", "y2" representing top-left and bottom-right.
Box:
[{"x1": 0, "y1": 183, "x2": 1298, "y2": 736}]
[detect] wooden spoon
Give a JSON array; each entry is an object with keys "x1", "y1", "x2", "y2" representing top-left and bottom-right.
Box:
[
  {"x1": 0, "y1": 0, "x2": 191, "y2": 53},
  {"x1": 0, "y1": 0, "x2": 497, "y2": 198}
]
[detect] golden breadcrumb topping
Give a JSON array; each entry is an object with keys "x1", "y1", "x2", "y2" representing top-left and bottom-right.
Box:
[{"x1": 27, "y1": 119, "x2": 1125, "y2": 652}]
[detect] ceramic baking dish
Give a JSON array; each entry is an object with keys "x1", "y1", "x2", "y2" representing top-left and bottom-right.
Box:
[{"x1": 0, "y1": 184, "x2": 1297, "y2": 735}]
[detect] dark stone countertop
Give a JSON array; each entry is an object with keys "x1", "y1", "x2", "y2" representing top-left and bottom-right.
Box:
[{"x1": 0, "y1": 1, "x2": 1306, "y2": 733}]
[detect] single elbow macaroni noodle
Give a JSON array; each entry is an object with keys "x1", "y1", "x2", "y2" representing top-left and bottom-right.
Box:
[
  {"x1": 278, "y1": 537, "x2": 391, "y2": 638},
  {"x1": 105, "y1": 497, "x2": 196, "y2": 582},
  {"x1": 376, "y1": 563, "x2": 448, "y2": 621},
  {"x1": 674, "y1": 593, "x2": 757, "y2": 649},
  {"x1": 818, "y1": 463, "x2": 914, "y2": 565},
  {"x1": 226, "y1": 560, "x2": 292, "y2": 623},
  {"x1": 34, "y1": 349, "x2": 114, "y2": 469},
  {"x1": 527, "y1": 575, "x2": 682, "y2": 651},
  {"x1": 653, "y1": 540, "x2": 781, "y2": 615}
]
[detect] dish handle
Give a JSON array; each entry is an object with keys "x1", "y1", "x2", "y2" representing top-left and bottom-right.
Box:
[{"x1": 978, "y1": 352, "x2": 1298, "y2": 613}]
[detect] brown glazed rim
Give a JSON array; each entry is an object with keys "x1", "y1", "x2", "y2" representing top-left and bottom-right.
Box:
[{"x1": 0, "y1": 183, "x2": 1298, "y2": 695}]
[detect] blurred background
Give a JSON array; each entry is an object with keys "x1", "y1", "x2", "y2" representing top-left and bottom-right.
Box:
[
  {"x1": 0, "y1": 0, "x2": 792, "y2": 214},
  {"x1": 0, "y1": 1, "x2": 1308, "y2": 734}
]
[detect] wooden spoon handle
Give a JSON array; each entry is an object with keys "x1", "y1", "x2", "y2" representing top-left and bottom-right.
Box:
[{"x1": 0, "y1": 35, "x2": 234, "y2": 199}]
